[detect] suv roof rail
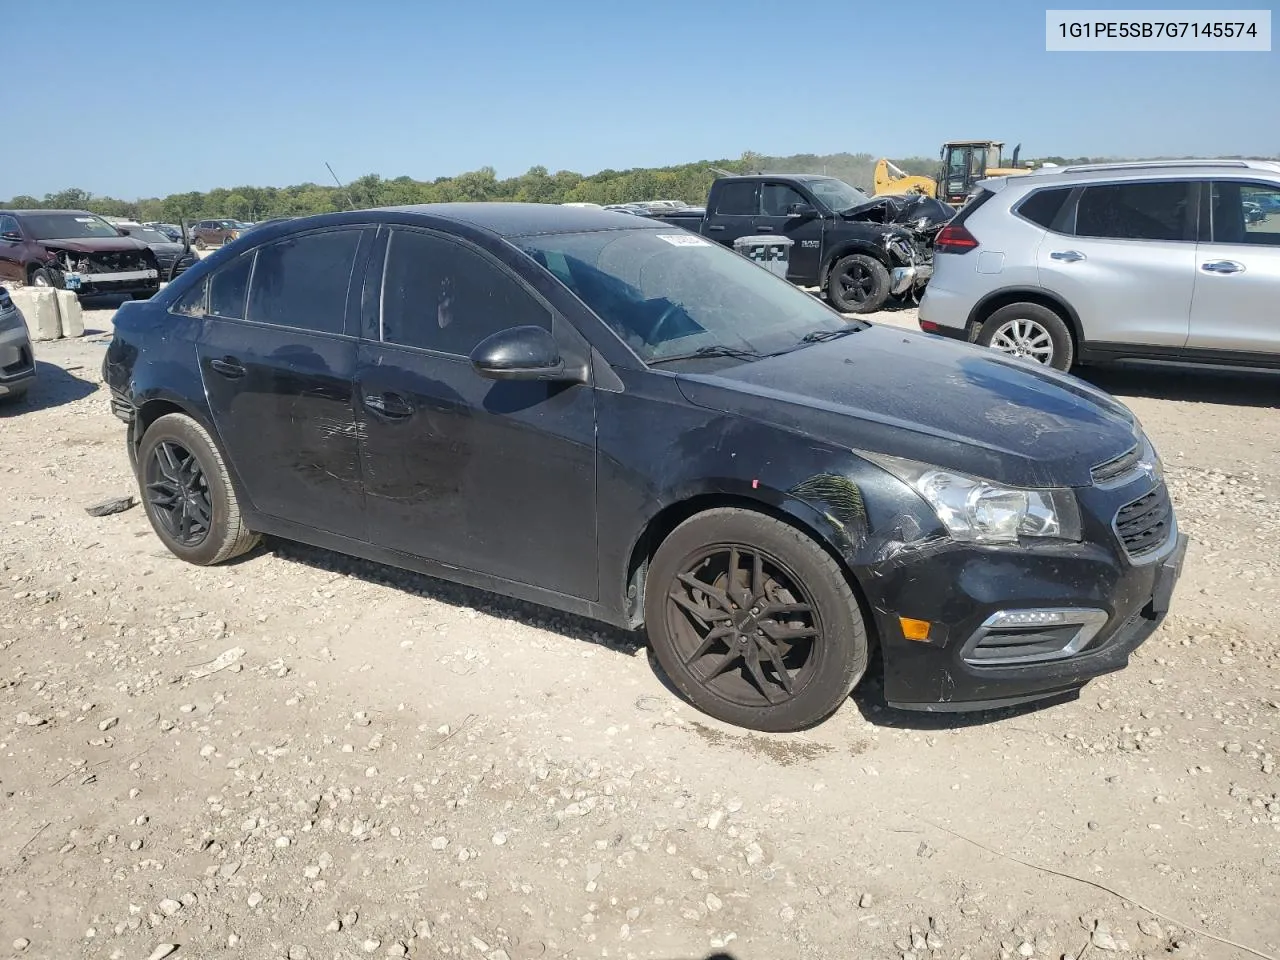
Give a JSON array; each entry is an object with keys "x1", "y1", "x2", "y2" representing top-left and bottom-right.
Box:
[{"x1": 1057, "y1": 159, "x2": 1264, "y2": 173}]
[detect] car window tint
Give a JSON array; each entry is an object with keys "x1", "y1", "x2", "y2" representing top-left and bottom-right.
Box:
[
  {"x1": 1075, "y1": 181, "x2": 1192, "y2": 241},
  {"x1": 760, "y1": 183, "x2": 807, "y2": 217},
  {"x1": 381, "y1": 230, "x2": 550, "y2": 355},
  {"x1": 208, "y1": 254, "x2": 253, "y2": 319},
  {"x1": 714, "y1": 182, "x2": 758, "y2": 216},
  {"x1": 247, "y1": 229, "x2": 361, "y2": 334},
  {"x1": 0, "y1": 215, "x2": 19, "y2": 235},
  {"x1": 171, "y1": 278, "x2": 207, "y2": 317},
  {"x1": 1211, "y1": 181, "x2": 1280, "y2": 247},
  {"x1": 1016, "y1": 188, "x2": 1071, "y2": 229}
]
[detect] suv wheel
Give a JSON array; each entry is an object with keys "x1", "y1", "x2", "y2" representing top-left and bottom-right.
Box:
[
  {"x1": 138, "y1": 413, "x2": 260, "y2": 565},
  {"x1": 644, "y1": 508, "x2": 869, "y2": 732},
  {"x1": 977, "y1": 302, "x2": 1075, "y2": 372},
  {"x1": 29, "y1": 268, "x2": 60, "y2": 288},
  {"x1": 826, "y1": 254, "x2": 890, "y2": 314}
]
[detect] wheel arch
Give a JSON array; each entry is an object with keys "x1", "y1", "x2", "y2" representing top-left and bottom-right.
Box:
[
  {"x1": 621, "y1": 488, "x2": 879, "y2": 650},
  {"x1": 965, "y1": 287, "x2": 1082, "y2": 348}
]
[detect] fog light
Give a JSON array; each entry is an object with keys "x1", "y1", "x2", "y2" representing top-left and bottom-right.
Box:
[
  {"x1": 986, "y1": 610, "x2": 1068, "y2": 627},
  {"x1": 899, "y1": 617, "x2": 932, "y2": 641}
]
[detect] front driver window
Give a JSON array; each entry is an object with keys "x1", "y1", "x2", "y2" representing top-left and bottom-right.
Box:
[{"x1": 1213, "y1": 181, "x2": 1280, "y2": 247}]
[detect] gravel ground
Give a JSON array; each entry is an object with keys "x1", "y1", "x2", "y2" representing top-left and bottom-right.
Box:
[{"x1": 1, "y1": 296, "x2": 1277, "y2": 960}]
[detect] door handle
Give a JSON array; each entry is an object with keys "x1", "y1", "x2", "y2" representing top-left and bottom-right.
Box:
[
  {"x1": 1201, "y1": 259, "x2": 1245, "y2": 274},
  {"x1": 754, "y1": 225, "x2": 775, "y2": 232},
  {"x1": 707, "y1": 225, "x2": 725, "y2": 232},
  {"x1": 209, "y1": 357, "x2": 245, "y2": 378},
  {"x1": 363, "y1": 392, "x2": 413, "y2": 419},
  {"x1": 1049, "y1": 250, "x2": 1086, "y2": 263}
]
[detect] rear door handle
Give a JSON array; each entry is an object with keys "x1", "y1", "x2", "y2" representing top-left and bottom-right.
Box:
[
  {"x1": 707, "y1": 225, "x2": 726, "y2": 232},
  {"x1": 754, "y1": 225, "x2": 775, "y2": 232},
  {"x1": 1201, "y1": 259, "x2": 1245, "y2": 274},
  {"x1": 1049, "y1": 250, "x2": 1086, "y2": 263},
  {"x1": 363, "y1": 392, "x2": 414, "y2": 420},
  {"x1": 209, "y1": 357, "x2": 245, "y2": 378}
]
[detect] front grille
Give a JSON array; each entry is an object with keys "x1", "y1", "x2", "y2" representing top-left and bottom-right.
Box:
[
  {"x1": 1092, "y1": 444, "x2": 1142, "y2": 485},
  {"x1": 1115, "y1": 485, "x2": 1173, "y2": 560}
]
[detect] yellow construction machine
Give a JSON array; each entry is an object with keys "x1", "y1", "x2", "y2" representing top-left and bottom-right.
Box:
[{"x1": 874, "y1": 141, "x2": 1033, "y2": 206}]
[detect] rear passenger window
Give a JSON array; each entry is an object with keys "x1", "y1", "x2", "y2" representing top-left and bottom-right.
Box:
[
  {"x1": 247, "y1": 229, "x2": 362, "y2": 334},
  {"x1": 1075, "y1": 181, "x2": 1193, "y2": 242},
  {"x1": 208, "y1": 254, "x2": 253, "y2": 319},
  {"x1": 714, "y1": 182, "x2": 759, "y2": 216},
  {"x1": 381, "y1": 230, "x2": 550, "y2": 356},
  {"x1": 1016, "y1": 188, "x2": 1070, "y2": 229}
]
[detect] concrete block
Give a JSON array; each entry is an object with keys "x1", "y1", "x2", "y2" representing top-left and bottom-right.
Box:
[
  {"x1": 55, "y1": 289, "x2": 84, "y2": 338},
  {"x1": 9, "y1": 287, "x2": 60, "y2": 341}
]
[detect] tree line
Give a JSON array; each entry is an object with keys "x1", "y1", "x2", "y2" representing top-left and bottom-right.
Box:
[
  {"x1": 6, "y1": 150, "x2": 1271, "y2": 224},
  {"x1": 2, "y1": 151, "x2": 940, "y2": 223}
]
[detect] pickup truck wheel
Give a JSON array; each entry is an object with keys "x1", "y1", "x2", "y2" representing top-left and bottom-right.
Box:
[
  {"x1": 827, "y1": 255, "x2": 890, "y2": 314},
  {"x1": 977, "y1": 303, "x2": 1074, "y2": 372}
]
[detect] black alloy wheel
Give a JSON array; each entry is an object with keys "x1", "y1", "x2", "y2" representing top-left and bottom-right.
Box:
[
  {"x1": 145, "y1": 439, "x2": 213, "y2": 547},
  {"x1": 645, "y1": 508, "x2": 869, "y2": 731},
  {"x1": 667, "y1": 544, "x2": 821, "y2": 708},
  {"x1": 826, "y1": 254, "x2": 890, "y2": 314}
]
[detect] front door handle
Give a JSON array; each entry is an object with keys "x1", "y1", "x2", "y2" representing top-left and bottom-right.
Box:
[
  {"x1": 1201, "y1": 259, "x2": 1245, "y2": 274},
  {"x1": 1049, "y1": 250, "x2": 1086, "y2": 263},
  {"x1": 363, "y1": 392, "x2": 414, "y2": 420},
  {"x1": 707, "y1": 224, "x2": 726, "y2": 232},
  {"x1": 754, "y1": 225, "x2": 775, "y2": 232},
  {"x1": 209, "y1": 357, "x2": 245, "y2": 378}
]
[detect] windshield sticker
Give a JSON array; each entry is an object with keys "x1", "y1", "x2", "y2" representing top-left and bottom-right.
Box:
[
  {"x1": 656, "y1": 234, "x2": 711, "y2": 247},
  {"x1": 74, "y1": 217, "x2": 96, "y2": 222}
]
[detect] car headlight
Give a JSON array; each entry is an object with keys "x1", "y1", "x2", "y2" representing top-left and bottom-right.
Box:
[{"x1": 860, "y1": 451, "x2": 1082, "y2": 543}]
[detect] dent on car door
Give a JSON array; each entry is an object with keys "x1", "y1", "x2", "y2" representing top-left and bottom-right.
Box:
[
  {"x1": 195, "y1": 227, "x2": 372, "y2": 538},
  {"x1": 1037, "y1": 180, "x2": 1197, "y2": 348},
  {"x1": 356, "y1": 227, "x2": 599, "y2": 599},
  {"x1": 1187, "y1": 180, "x2": 1280, "y2": 357}
]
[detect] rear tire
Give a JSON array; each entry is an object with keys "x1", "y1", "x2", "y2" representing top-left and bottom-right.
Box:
[
  {"x1": 826, "y1": 254, "x2": 891, "y2": 314},
  {"x1": 977, "y1": 302, "x2": 1074, "y2": 372},
  {"x1": 644, "y1": 508, "x2": 868, "y2": 732},
  {"x1": 137, "y1": 413, "x2": 260, "y2": 565}
]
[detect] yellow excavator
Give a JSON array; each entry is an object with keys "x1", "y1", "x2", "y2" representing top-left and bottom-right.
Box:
[{"x1": 874, "y1": 141, "x2": 1033, "y2": 206}]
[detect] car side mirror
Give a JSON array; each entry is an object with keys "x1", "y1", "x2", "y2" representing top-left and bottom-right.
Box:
[
  {"x1": 470, "y1": 325, "x2": 582, "y2": 382},
  {"x1": 788, "y1": 202, "x2": 818, "y2": 218},
  {"x1": 117, "y1": 228, "x2": 129, "y2": 236},
  {"x1": 0, "y1": 230, "x2": 20, "y2": 242}
]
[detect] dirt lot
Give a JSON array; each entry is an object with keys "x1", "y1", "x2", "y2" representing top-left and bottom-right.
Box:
[{"x1": 2, "y1": 300, "x2": 1278, "y2": 960}]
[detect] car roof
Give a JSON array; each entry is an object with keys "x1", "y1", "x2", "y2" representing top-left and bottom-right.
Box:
[
  {"x1": 981, "y1": 159, "x2": 1280, "y2": 193},
  {"x1": 374, "y1": 202, "x2": 665, "y2": 237},
  {"x1": 3, "y1": 208, "x2": 100, "y2": 217}
]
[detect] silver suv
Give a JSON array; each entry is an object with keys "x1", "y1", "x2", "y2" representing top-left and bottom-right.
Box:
[{"x1": 917, "y1": 159, "x2": 1280, "y2": 371}]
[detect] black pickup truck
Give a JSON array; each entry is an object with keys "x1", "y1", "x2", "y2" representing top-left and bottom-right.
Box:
[{"x1": 645, "y1": 174, "x2": 953, "y2": 314}]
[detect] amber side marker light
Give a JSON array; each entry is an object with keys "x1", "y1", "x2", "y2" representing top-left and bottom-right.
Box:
[{"x1": 899, "y1": 617, "x2": 932, "y2": 641}]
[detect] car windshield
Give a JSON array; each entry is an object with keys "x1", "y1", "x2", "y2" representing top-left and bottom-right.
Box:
[
  {"x1": 515, "y1": 228, "x2": 857, "y2": 365},
  {"x1": 804, "y1": 178, "x2": 870, "y2": 212},
  {"x1": 22, "y1": 213, "x2": 122, "y2": 240}
]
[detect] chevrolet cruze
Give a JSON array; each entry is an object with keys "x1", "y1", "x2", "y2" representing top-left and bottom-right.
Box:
[{"x1": 103, "y1": 204, "x2": 1187, "y2": 731}]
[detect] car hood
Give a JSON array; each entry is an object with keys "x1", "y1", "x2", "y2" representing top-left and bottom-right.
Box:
[
  {"x1": 144, "y1": 241, "x2": 188, "y2": 256},
  {"x1": 842, "y1": 193, "x2": 954, "y2": 231},
  {"x1": 674, "y1": 325, "x2": 1138, "y2": 488},
  {"x1": 41, "y1": 236, "x2": 150, "y2": 254}
]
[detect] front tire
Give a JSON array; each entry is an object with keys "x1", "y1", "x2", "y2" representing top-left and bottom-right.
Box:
[
  {"x1": 826, "y1": 254, "x2": 891, "y2": 314},
  {"x1": 644, "y1": 508, "x2": 869, "y2": 732},
  {"x1": 28, "y1": 267, "x2": 62, "y2": 288},
  {"x1": 137, "y1": 413, "x2": 260, "y2": 565},
  {"x1": 977, "y1": 302, "x2": 1074, "y2": 372}
]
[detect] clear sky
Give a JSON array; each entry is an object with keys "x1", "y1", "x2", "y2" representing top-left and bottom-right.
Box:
[{"x1": 7, "y1": 0, "x2": 1276, "y2": 199}]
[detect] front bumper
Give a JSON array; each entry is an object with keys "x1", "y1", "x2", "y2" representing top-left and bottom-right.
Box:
[
  {"x1": 862, "y1": 486, "x2": 1187, "y2": 712},
  {"x1": 64, "y1": 268, "x2": 160, "y2": 296},
  {"x1": 890, "y1": 262, "x2": 932, "y2": 296},
  {"x1": 0, "y1": 316, "x2": 36, "y2": 396}
]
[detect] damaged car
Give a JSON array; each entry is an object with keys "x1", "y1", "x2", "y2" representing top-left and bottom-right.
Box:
[
  {"x1": 0, "y1": 209, "x2": 160, "y2": 298},
  {"x1": 116, "y1": 223, "x2": 200, "y2": 282},
  {"x1": 643, "y1": 174, "x2": 953, "y2": 313},
  {"x1": 105, "y1": 204, "x2": 1185, "y2": 732}
]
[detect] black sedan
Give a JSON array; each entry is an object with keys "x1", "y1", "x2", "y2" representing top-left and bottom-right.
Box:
[
  {"x1": 102, "y1": 204, "x2": 1186, "y2": 731},
  {"x1": 116, "y1": 224, "x2": 199, "y2": 282}
]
